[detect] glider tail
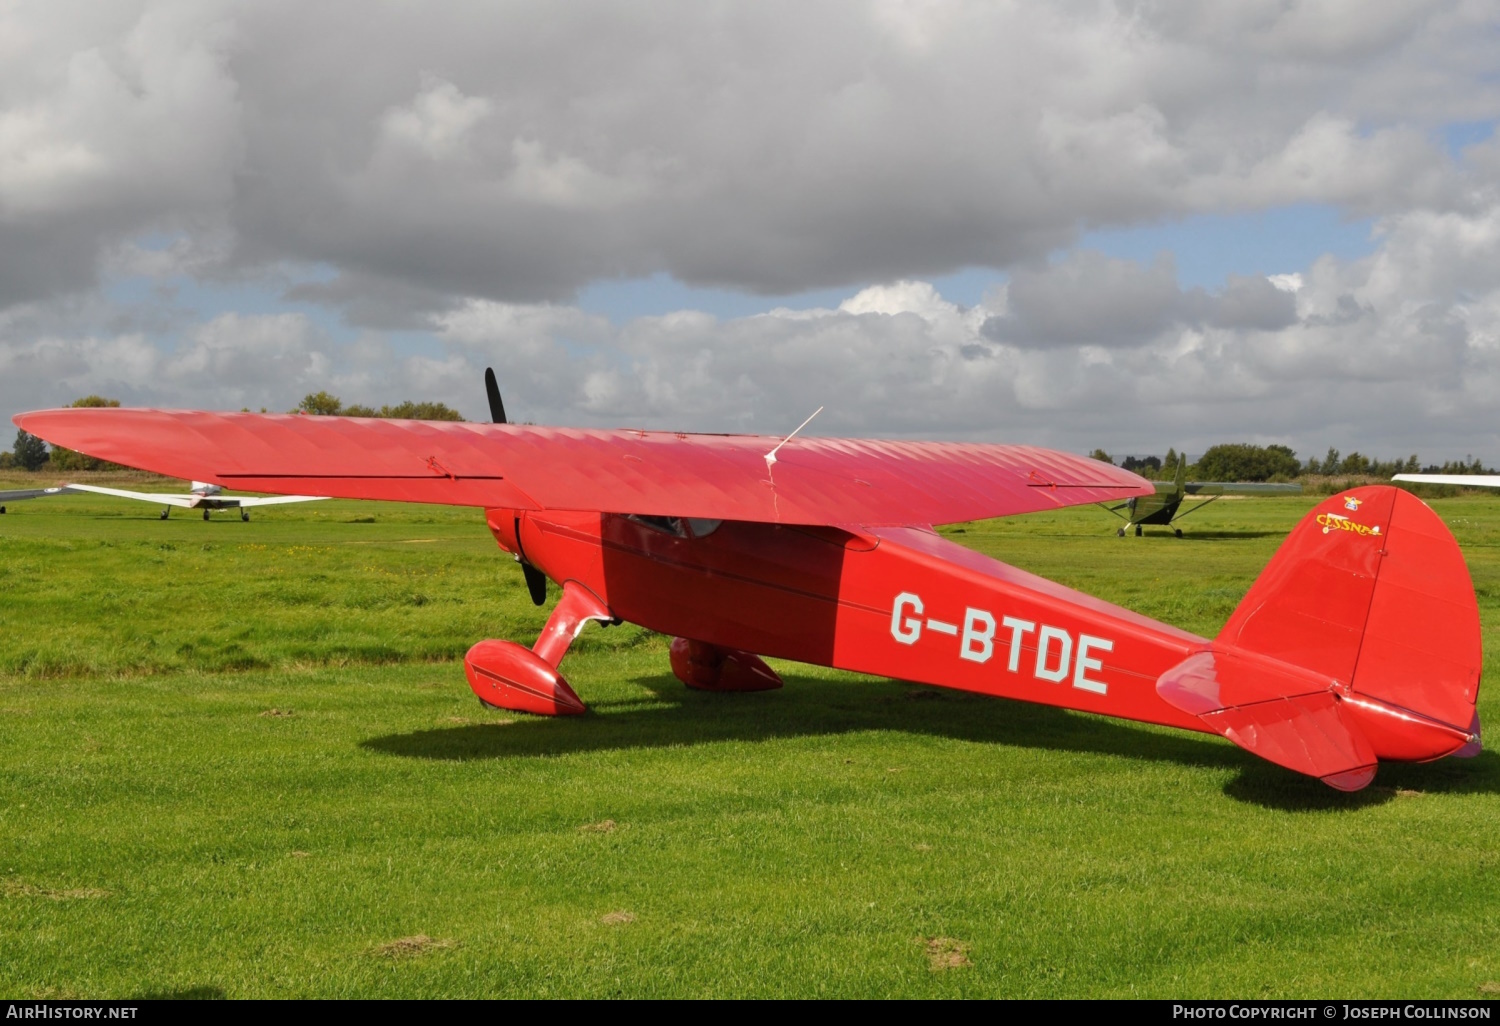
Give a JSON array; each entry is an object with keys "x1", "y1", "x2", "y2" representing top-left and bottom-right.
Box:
[{"x1": 1157, "y1": 485, "x2": 1482, "y2": 790}]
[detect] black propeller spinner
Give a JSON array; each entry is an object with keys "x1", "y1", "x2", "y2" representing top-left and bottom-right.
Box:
[{"x1": 485, "y1": 366, "x2": 546, "y2": 606}]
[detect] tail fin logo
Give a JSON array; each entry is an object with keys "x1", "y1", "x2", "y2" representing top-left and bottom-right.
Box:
[{"x1": 1317, "y1": 512, "x2": 1382, "y2": 537}]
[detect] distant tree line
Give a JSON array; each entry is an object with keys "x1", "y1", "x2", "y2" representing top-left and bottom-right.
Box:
[
  {"x1": 5, "y1": 393, "x2": 466, "y2": 472},
  {"x1": 3, "y1": 396, "x2": 129, "y2": 472},
  {"x1": 294, "y1": 392, "x2": 465, "y2": 421},
  {"x1": 1091, "y1": 443, "x2": 1497, "y2": 483}
]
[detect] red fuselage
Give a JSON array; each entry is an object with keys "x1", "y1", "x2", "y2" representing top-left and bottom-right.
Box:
[{"x1": 487, "y1": 508, "x2": 1213, "y2": 735}]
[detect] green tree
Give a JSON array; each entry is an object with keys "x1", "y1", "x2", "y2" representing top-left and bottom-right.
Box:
[
  {"x1": 12, "y1": 430, "x2": 48, "y2": 471},
  {"x1": 378, "y1": 401, "x2": 465, "y2": 421},
  {"x1": 1089, "y1": 449, "x2": 1113, "y2": 465},
  {"x1": 1339, "y1": 451, "x2": 1371, "y2": 475},
  {"x1": 49, "y1": 396, "x2": 127, "y2": 471},
  {"x1": 297, "y1": 392, "x2": 344, "y2": 416},
  {"x1": 1194, "y1": 443, "x2": 1301, "y2": 482},
  {"x1": 291, "y1": 394, "x2": 464, "y2": 421}
]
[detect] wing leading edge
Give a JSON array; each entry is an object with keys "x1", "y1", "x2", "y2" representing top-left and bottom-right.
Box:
[{"x1": 13, "y1": 408, "x2": 1152, "y2": 527}]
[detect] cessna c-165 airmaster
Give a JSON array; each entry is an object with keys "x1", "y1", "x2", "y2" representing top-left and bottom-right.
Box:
[{"x1": 15, "y1": 378, "x2": 1482, "y2": 792}]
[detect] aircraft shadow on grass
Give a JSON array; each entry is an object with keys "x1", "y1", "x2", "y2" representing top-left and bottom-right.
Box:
[{"x1": 360, "y1": 673, "x2": 1500, "y2": 812}]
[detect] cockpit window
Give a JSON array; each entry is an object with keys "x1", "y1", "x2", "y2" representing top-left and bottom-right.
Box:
[
  {"x1": 623, "y1": 515, "x2": 723, "y2": 539},
  {"x1": 625, "y1": 514, "x2": 688, "y2": 537}
]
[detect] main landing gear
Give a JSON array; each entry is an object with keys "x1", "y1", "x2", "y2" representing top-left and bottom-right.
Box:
[
  {"x1": 464, "y1": 579, "x2": 785, "y2": 716},
  {"x1": 241, "y1": 509, "x2": 250, "y2": 522},
  {"x1": 203, "y1": 508, "x2": 211, "y2": 521},
  {"x1": 464, "y1": 582, "x2": 613, "y2": 715},
  {"x1": 160, "y1": 508, "x2": 169, "y2": 520},
  {"x1": 669, "y1": 638, "x2": 783, "y2": 692}
]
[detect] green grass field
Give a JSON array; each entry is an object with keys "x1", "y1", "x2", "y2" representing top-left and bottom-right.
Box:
[{"x1": 1, "y1": 483, "x2": 1498, "y2": 998}]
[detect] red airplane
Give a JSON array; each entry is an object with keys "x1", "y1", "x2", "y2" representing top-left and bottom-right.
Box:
[{"x1": 14, "y1": 381, "x2": 1482, "y2": 792}]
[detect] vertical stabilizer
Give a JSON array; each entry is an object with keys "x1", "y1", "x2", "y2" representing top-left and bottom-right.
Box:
[{"x1": 1158, "y1": 486, "x2": 1481, "y2": 789}]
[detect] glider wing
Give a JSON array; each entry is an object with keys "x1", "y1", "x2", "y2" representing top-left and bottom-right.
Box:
[
  {"x1": 65, "y1": 483, "x2": 201, "y2": 508},
  {"x1": 1393, "y1": 474, "x2": 1500, "y2": 488},
  {"x1": 0, "y1": 485, "x2": 77, "y2": 502},
  {"x1": 14, "y1": 408, "x2": 1151, "y2": 526},
  {"x1": 233, "y1": 494, "x2": 329, "y2": 508},
  {"x1": 63, "y1": 483, "x2": 327, "y2": 509}
]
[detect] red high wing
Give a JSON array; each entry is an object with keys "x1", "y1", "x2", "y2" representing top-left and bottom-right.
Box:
[{"x1": 13, "y1": 408, "x2": 1151, "y2": 526}]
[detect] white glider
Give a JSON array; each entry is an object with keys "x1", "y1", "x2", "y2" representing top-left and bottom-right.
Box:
[{"x1": 1, "y1": 481, "x2": 325, "y2": 520}]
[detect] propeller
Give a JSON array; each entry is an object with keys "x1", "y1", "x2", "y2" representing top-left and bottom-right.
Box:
[
  {"x1": 485, "y1": 367, "x2": 545, "y2": 605},
  {"x1": 484, "y1": 366, "x2": 507, "y2": 425},
  {"x1": 522, "y1": 563, "x2": 547, "y2": 606}
]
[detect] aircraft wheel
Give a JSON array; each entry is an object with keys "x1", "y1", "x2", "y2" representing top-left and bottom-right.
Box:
[
  {"x1": 1135, "y1": 525, "x2": 1143, "y2": 537},
  {"x1": 1116, "y1": 527, "x2": 1125, "y2": 537},
  {"x1": 159, "y1": 510, "x2": 169, "y2": 520},
  {"x1": 0, "y1": 506, "x2": 6, "y2": 515},
  {"x1": 1174, "y1": 528, "x2": 1183, "y2": 538},
  {"x1": 203, "y1": 509, "x2": 210, "y2": 521},
  {"x1": 241, "y1": 510, "x2": 250, "y2": 522}
]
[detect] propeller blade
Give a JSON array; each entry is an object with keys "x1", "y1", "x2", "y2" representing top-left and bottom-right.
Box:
[
  {"x1": 522, "y1": 562, "x2": 547, "y2": 606},
  {"x1": 484, "y1": 367, "x2": 507, "y2": 425}
]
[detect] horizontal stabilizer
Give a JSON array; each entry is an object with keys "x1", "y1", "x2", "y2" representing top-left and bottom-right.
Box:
[
  {"x1": 1203, "y1": 694, "x2": 1376, "y2": 792},
  {"x1": 1158, "y1": 650, "x2": 1377, "y2": 789}
]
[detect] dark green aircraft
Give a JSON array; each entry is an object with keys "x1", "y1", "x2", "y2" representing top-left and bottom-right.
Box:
[{"x1": 1103, "y1": 456, "x2": 1301, "y2": 536}]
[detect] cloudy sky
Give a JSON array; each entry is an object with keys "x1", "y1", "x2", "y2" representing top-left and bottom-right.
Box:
[{"x1": 2, "y1": 0, "x2": 1499, "y2": 461}]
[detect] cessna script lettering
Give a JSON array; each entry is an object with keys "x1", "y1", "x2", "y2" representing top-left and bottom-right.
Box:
[{"x1": 889, "y1": 592, "x2": 1113, "y2": 695}]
